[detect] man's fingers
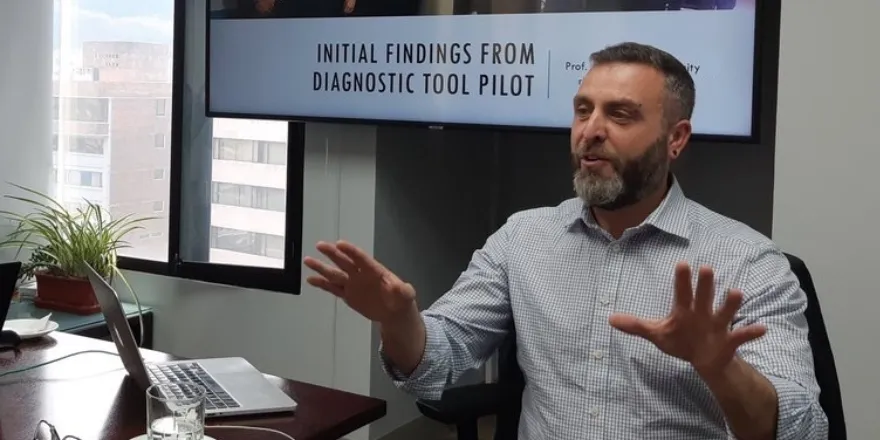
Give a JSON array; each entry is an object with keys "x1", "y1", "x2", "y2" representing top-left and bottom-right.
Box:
[
  {"x1": 337, "y1": 240, "x2": 386, "y2": 274},
  {"x1": 693, "y1": 265, "x2": 715, "y2": 315},
  {"x1": 728, "y1": 323, "x2": 767, "y2": 348},
  {"x1": 609, "y1": 313, "x2": 658, "y2": 341},
  {"x1": 304, "y1": 256, "x2": 349, "y2": 285},
  {"x1": 714, "y1": 289, "x2": 744, "y2": 327},
  {"x1": 316, "y1": 241, "x2": 358, "y2": 274},
  {"x1": 672, "y1": 262, "x2": 693, "y2": 313},
  {"x1": 306, "y1": 275, "x2": 345, "y2": 297}
]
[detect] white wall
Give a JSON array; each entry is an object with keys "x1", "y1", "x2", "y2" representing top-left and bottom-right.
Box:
[
  {"x1": 773, "y1": 1, "x2": 880, "y2": 439},
  {"x1": 0, "y1": 0, "x2": 54, "y2": 260},
  {"x1": 122, "y1": 122, "x2": 379, "y2": 440}
]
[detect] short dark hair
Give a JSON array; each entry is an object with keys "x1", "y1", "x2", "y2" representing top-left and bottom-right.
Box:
[{"x1": 589, "y1": 42, "x2": 696, "y2": 123}]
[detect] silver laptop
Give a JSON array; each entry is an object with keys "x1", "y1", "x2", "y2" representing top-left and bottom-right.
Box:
[{"x1": 84, "y1": 263, "x2": 298, "y2": 417}]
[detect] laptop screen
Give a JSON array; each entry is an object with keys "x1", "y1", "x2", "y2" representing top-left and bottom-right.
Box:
[{"x1": 0, "y1": 262, "x2": 22, "y2": 325}]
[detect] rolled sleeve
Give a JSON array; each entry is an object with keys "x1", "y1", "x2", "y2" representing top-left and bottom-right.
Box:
[
  {"x1": 377, "y1": 215, "x2": 516, "y2": 401},
  {"x1": 734, "y1": 244, "x2": 829, "y2": 440},
  {"x1": 767, "y1": 374, "x2": 828, "y2": 440},
  {"x1": 378, "y1": 316, "x2": 452, "y2": 400}
]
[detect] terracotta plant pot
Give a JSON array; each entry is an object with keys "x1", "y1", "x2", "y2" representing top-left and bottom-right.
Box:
[{"x1": 33, "y1": 272, "x2": 100, "y2": 315}]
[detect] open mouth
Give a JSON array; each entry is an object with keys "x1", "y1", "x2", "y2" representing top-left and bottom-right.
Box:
[{"x1": 581, "y1": 155, "x2": 608, "y2": 166}]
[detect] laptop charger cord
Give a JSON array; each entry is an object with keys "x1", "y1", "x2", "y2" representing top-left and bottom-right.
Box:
[
  {"x1": 0, "y1": 349, "x2": 120, "y2": 379},
  {"x1": 206, "y1": 425, "x2": 296, "y2": 439}
]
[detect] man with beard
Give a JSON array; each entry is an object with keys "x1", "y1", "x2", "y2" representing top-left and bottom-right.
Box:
[{"x1": 303, "y1": 42, "x2": 828, "y2": 439}]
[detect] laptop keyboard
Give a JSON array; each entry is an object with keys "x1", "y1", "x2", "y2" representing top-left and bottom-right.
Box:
[{"x1": 147, "y1": 363, "x2": 241, "y2": 411}]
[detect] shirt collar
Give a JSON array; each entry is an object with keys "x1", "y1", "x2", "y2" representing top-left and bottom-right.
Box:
[{"x1": 564, "y1": 175, "x2": 692, "y2": 241}]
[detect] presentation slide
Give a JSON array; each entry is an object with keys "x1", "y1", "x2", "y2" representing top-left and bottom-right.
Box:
[{"x1": 208, "y1": 1, "x2": 756, "y2": 137}]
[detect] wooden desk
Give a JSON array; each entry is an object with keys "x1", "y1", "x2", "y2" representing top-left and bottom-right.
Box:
[{"x1": 0, "y1": 333, "x2": 386, "y2": 440}]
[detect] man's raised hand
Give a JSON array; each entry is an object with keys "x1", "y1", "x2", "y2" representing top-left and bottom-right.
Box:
[
  {"x1": 304, "y1": 240, "x2": 416, "y2": 324},
  {"x1": 608, "y1": 262, "x2": 767, "y2": 375}
]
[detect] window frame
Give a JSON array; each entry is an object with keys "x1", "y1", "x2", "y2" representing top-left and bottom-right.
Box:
[{"x1": 115, "y1": 0, "x2": 305, "y2": 294}]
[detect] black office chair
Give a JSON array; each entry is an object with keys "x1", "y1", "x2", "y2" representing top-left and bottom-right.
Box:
[
  {"x1": 415, "y1": 253, "x2": 846, "y2": 440},
  {"x1": 785, "y1": 253, "x2": 847, "y2": 440},
  {"x1": 415, "y1": 327, "x2": 522, "y2": 440}
]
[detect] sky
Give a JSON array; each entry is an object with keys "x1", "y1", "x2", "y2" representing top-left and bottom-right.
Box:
[{"x1": 53, "y1": 0, "x2": 175, "y2": 48}]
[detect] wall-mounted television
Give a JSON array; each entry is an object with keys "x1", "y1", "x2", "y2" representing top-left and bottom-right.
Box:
[{"x1": 206, "y1": 0, "x2": 759, "y2": 139}]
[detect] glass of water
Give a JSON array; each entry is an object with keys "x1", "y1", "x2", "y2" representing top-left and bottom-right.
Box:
[{"x1": 146, "y1": 382, "x2": 206, "y2": 440}]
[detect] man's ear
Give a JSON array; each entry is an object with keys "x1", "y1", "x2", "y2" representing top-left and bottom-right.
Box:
[{"x1": 667, "y1": 119, "x2": 692, "y2": 159}]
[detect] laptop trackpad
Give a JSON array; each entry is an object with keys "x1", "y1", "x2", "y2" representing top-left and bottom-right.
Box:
[{"x1": 186, "y1": 358, "x2": 296, "y2": 410}]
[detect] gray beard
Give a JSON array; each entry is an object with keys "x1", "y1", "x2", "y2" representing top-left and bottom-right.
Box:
[
  {"x1": 573, "y1": 170, "x2": 625, "y2": 207},
  {"x1": 571, "y1": 136, "x2": 669, "y2": 210}
]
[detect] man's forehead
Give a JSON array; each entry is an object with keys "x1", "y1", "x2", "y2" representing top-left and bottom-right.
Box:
[{"x1": 577, "y1": 62, "x2": 666, "y2": 107}]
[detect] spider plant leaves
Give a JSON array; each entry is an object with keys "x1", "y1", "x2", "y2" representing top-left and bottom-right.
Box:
[{"x1": 0, "y1": 183, "x2": 155, "y2": 280}]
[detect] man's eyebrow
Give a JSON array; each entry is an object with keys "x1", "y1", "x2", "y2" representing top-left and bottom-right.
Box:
[
  {"x1": 607, "y1": 98, "x2": 642, "y2": 109},
  {"x1": 573, "y1": 94, "x2": 591, "y2": 106},
  {"x1": 573, "y1": 95, "x2": 643, "y2": 109}
]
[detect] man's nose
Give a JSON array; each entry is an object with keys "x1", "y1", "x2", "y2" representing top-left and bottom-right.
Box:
[{"x1": 578, "y1": 114, "x2": 607, "y2": 145}]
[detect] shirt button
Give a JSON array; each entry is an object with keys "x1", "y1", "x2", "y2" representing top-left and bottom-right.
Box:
[
  {"x1": 589, "y1": 406, "x2": 600, "y2": 417},
  {"x1": 591, "y1": 350, "x2": 605, "y2": 360},
  {"x1": 599, "y1": 296, "x2": 611, "y2": 306}
]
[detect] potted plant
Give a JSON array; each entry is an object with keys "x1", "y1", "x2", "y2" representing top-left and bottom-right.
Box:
[{"x1": 0, "y1": 184, "x2": 152, "y2": 315}]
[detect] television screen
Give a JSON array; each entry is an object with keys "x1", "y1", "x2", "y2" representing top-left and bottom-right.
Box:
[{"x1": 207, "y1": 0, "x2": 758, "y2": 138}]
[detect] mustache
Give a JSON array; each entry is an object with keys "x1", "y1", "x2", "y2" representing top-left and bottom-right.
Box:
[{"x1": 574, "y1": 143, "x2": 617, "y2": 161}]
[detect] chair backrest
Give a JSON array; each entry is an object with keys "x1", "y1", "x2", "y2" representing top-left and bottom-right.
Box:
[
  {"x1": 493, "y1": 326, "x2": 523, "y2": 440},
  {"x1": 493, "y1": 253, "x2": 846, "y2": 439},
  {"x1": 784, "y1": 253, "x2": 847, "y2": 440}
]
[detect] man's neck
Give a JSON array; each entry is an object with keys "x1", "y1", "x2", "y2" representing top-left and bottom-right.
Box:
[{"x1": 590, "y1": 180, "x2": 671, "y2": 239}]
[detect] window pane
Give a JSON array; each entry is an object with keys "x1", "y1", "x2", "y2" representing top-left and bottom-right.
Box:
[
  {"x1": 267, "y1": 188, "x2": 286, "y2": 212},
  {"x1": 68, "y1": 135, "x2": 107, "y2": 155},
  {"x1": 53, "y1": 0, "x2": 174, "y2": 262},
  {"x1": 207, "y1": 119, "x2": 288, "y2": 269},
  {"x1": 235, "y1": 140, "x2": 256, "y2": 162},
  {"x1": 209, "y1": 226, "x2": 285, "y2": 260},
  {"x1": 65, "y1": 170, "x2": 103, "y2": 188},
  {"x1": 267, "y1": 142, "x2": 287, "y2": 166},
  {"x1": 57, "y1": 97, "x2": 110, "y2": 122},
  {"x1": 211, "y1": 182, "x2": 286, "y2": 213},
  {"x1": 216, "y1": 138, "x2": 239, "y2": 160},
  {"x1": 215, "y1": 182, "x2": 239, "y2": 206}
]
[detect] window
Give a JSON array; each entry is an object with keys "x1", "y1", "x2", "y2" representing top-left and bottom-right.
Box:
[
  {"x1": 209, "y1": 227, "x2": 285, "y2": 260},
  {"x1": 69, "y1": 135, "x2": 107, "y2": 155},
  {"x1": 53, "y1": 134, "x2": 108, "y2": 154},
  {"x1": 53, "y1": 0, "x2": 174, "y2": 263},
  {"x1": 211, "y1": 182, "x2": 286, "y2": 212},
  {"x1": 48, "y1": 0, "x2": 304, "y2": 292},
  {"x1": 53, "y1": 97, "x2": 110, "y2": 122},
  {"x1": 65, "y1": 170, "x2": 102, "y2": 188},
  {"x1": 212, "y1": 138, "x2": 287, "y2": 165},
  {"x1": 191, "y1": 118, "x2": 295, "y2": 272},
  {"x1": 64, "y1": 201, "x2": 87, "y2": 212}
]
